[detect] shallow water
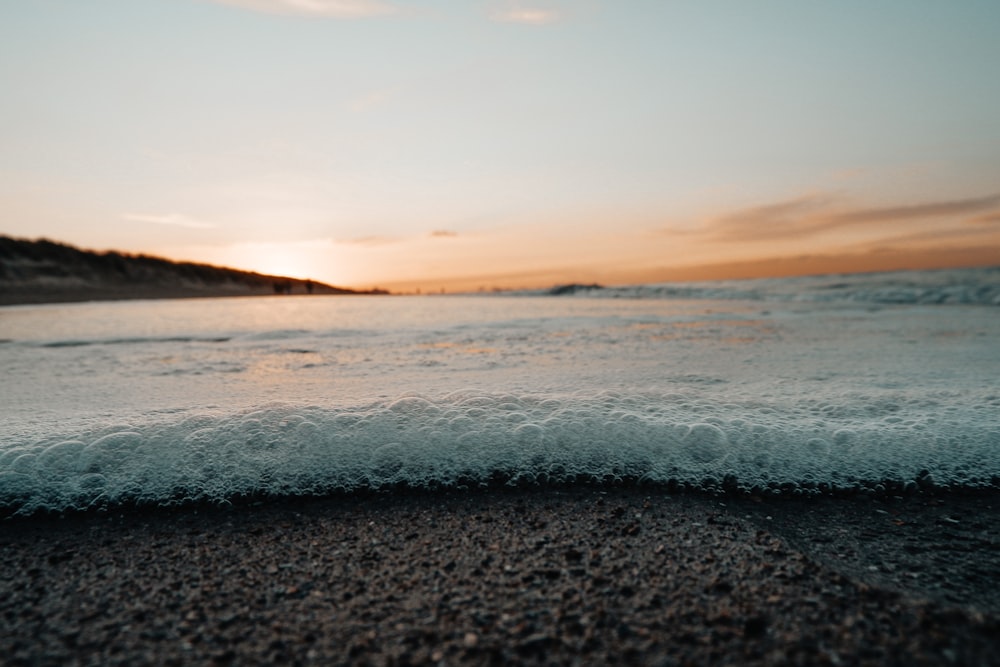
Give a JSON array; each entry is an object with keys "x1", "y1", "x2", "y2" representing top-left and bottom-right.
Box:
[{"x1": 1, "y1": 268, "x2": 998, "y2": 514}]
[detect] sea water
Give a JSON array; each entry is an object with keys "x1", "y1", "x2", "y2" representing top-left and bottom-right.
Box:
[{"x1": 1, "y1": 267, "x2": 998, "y2": 515}]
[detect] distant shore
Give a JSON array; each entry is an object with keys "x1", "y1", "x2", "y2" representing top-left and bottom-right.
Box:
[
  {"x1": 3, "y1": 488, "x2": 999, "y2": 665},
  {"x1": 0, "y1": 236, "x2": 382, "y2": 306},
  {"x1": 0, "y1": 283, "x2": 379, "y2": 307}
]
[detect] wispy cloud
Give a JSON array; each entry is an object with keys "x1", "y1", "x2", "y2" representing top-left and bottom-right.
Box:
[
  {"x1": 966, "y1": 211, "x2": 1000, "y2": 225},
  {"x1": 337, "y1": 230, "x2": 459, "y2": 246},
  {"x1": 338, "y1": 235, "x2": 399, "y2": 246},
  {"x1": 703, "y1": 192, "x2": 1000, "y2": 243},
  {"x1": 123, "y1": 213, "x2": 217, "y2": 230},
  {"x1": 827, "y1": 193, "x2": 1000, "y2": 225},
  {"x1": 489, "y1": 1, "x2": 563, "y2": 25},
  {"x1": 207, "y1": 0, "x2": 399, "y2": 18},
  {"x1": 854, "y1": 224, "x2": 1000, "y2": 248},
  {"x1": 709, "y1": 194, "x2": 833, "y2": 241}
]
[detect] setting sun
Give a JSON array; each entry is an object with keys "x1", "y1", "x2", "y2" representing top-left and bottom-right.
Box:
[{"x1": 176, "y1": 240, "x2": 359, "y2": 288}]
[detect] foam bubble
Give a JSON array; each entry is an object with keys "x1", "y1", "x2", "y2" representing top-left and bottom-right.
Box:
[
  {"x1": 682, "y1": 424, "x2": 729, "y2": 465},
  {"x1": 2, "y1": 390, "x2": 998, "y2": 516}
]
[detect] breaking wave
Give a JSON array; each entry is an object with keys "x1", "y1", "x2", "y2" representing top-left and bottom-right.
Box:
[
  {"x1": 3, "y1": 390, "x2": 998, "y2": 516},
  {"x1": 538, "y1": 267, "x2": 1000, "y2": 306}
]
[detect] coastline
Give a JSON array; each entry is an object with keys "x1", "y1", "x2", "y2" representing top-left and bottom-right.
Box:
[
  {"x1": 0, "y1": 284, "x2": 377, "y2": 307},
  {"x1": 0, "y1": 284, "x2": 278, "y2": 307},
  {"x1": 0, "y1": 236, "x2": 373, "y2": 306},
  {"x1": 3, "y1": 489, "x2": 998, "y2": 665}
]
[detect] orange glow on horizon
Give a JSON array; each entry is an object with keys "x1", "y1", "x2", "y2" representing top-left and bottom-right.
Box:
[
  {"x1": 149, "y1": 192, "x2": 1000, "y2": 294},
  {"x1": 371, "y1": 245, "x2": 1000, "y2": 293},
  {"x1": 128, "y1": 235, "x2": 1000, "y2": 295}
]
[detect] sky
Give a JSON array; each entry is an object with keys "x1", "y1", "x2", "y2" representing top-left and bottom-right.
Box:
[{"x1": 2, "y1": 0, "x2": 999, "y2": 292}]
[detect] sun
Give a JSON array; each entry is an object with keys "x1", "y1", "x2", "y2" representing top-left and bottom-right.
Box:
[
  {"x1": 236, "y1": 244, "x2": 312, "y2": 280},
  {"x1": 208, "y1": 240, "x2": 351, "y2": 286}
]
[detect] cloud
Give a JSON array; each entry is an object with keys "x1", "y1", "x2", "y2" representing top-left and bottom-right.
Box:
[
  {"x1": 338, "y1": 235, "x2": 399, "y2": 246},
  {"x1": 703, "y1": 192, "x2": 1000, "y2": 243},
  {"x1": 707, "y1": 193, "x2": 834, "y2": 242},
  {"x1": 489, "y1": 1, "x2": 562, "y2": 25},
  {"x1": 338, "y1": 231, "x2": 459, "y2": 245},
  {"x1": 206, "y1": 0, "x2": 399, "y2": 18},
  {"x1": 848, "y1": 223, "x2": 1000, "y2": 249},
  {"x1": 967, "y1": 211, "x2": 1000, "y2": 225},
  {"x1": 123, "y1": 213, "x2": 217, "y2": 230},
  {"x1": 827, "y1": 193, "x2": 1000, "y2": 225}
]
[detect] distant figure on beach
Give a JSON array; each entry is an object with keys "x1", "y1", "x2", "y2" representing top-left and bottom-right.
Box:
[
  {"x1": 306, "y1": 280, "x2": 314, "y2": 294},
  {"x1": 273, "y1": 281, "x2": 291, "y2": 295}
]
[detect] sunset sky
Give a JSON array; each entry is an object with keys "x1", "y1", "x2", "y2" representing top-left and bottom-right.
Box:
[{"x1": 2, "y1": 1, "x2": 999, "y2": 291}]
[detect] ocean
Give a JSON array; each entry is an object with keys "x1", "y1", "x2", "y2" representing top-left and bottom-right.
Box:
[{"x1": 2, "y1": 267, "x2": 998, "y2": 517}]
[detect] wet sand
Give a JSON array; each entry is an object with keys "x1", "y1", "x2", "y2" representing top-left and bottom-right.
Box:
[{"x1": 2, "y1": 489, "x2": 999, "y2": 665}]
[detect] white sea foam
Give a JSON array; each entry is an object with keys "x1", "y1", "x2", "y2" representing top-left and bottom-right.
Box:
[{"x1": 2, "y1": 388, "x2": 998, "y2": 515}]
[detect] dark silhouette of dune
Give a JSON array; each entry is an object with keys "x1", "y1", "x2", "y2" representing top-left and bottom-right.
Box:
[{"x1": 0, "y1": 236, "x2": 381, "y2": 305}]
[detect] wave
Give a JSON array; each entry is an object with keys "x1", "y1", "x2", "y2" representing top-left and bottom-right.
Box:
[
  {"x1": 537, "y1": 267, "x2": 1000, "y2": 306},
  {"x1": 36, "y1": 336, "x2": 233, "y2": 349},
  {"x1": 27, "y1": 329, "x2": 381, "y2": 349},
  {"x1": 3, "y1": 391, "x2": 997, "y2": 517}
]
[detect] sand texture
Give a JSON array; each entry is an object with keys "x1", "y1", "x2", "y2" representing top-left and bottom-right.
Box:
[{"x1": 2, "y1": 489, "x2": 999, "y2": 666}]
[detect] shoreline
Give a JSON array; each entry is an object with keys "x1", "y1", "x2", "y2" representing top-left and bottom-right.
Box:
[
  {"x1": 0, "y1": 285, "x2": 378, "y2": 307},
  {"x1": 3, "y1": 488, "x2": 998, "y2": 665}
]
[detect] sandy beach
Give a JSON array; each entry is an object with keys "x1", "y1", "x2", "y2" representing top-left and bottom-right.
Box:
[{"x1": 3, "y1": 489, "x2": 998, "y2": 666}]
